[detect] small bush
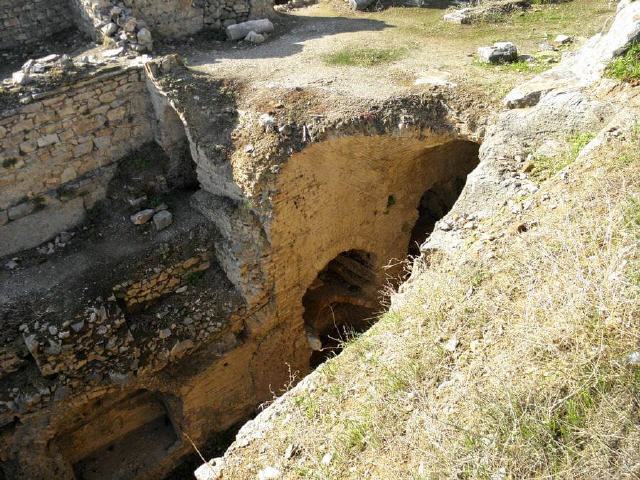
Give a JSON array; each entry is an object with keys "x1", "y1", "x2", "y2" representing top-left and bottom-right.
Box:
[
  {"x1": 606, "y1": 43, "x2": 640, "y2": 82},
  {"x1": 323, "y1": 47, "x2": 405, "y2": 67}
]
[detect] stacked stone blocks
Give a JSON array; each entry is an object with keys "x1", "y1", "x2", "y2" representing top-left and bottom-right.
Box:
[
  {"x1": 0, "y1": 0, "x2": 74, "y2": 50},
  {"x1": 0, "y1": 67, "x2": 154, "y2": 255}
]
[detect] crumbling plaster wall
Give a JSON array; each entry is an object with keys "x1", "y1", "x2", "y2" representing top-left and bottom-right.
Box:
[
  {"x1": 0, "y1": 0, "x2": 74, "y2": 50},
  {"x1": 0, "y1": 67, "x2": 154, "y2": 257}
]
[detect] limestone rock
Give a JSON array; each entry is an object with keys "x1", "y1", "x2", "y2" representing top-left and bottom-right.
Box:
[
  {"x1": 101, "y1": 22, "x2": 118, "y2": 37},
  {"x1": 137, "y1": 28, "x2": 153, "y2": 48},
  {"x1": 130, "y1": 209, "x2": 155, "y2": 225},
  {"x1": 443, "y1": 8, "x2": 472, "y2": 24},
  {"x1": 12, "y1": 71, "x2": 31, "y2": 85},
  {"x1": 258, "y1": 467, "x2": 281, "y2": 480},
  {"x1": 555, "y1": 34, "x2": 572, "y2": 45},
  {"x1": 195, "y1": 459, "x2": 224, "y2": 480},
  {"x1": 478, "y1": 42, "x2": 518, "y2": 64},
  {"x1": 226, "y1": 19, "x2": 274, "y2": 41},
  {"x1": 153, "y1": 210, "x2": 173, "y2": 231},
  {"x1": 349, "y1": 0, "x2": 374, "y2": 10},
  {"x1": 245, "y1": 31, "x2": 265, "y2": 44}
]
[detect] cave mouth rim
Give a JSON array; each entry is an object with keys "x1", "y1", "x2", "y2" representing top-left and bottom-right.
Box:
[{"x1": 302, "y1": 249, "x2": 380, "y2": 367}]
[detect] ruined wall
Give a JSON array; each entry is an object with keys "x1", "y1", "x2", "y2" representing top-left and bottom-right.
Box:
[
  {"x1": 127, "y1": 0, "x2": 261, "y2": 36},
  {"x1": 127, "y1": 0, "x2": 204, "y2": 37},
  {"x1": 0, "y1": 67, "x2": 154, "y2": 256},
  {"x1": 69, "y1": 0, "x2": 107, "y2": 40},
  {"x1": 0, "y1": 0, "x2": 74, "y2": 50}
]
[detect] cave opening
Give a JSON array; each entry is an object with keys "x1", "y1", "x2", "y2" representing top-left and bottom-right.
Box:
[
  {"x1": 54, "y1": 390, "x2": 180, "y2": 480},
  {"x1": 303, "y1": 250, "x2": 379, "y2": 368},
  {"x1": 408, "y1": 140, "x2": 480, "y2": 256}
]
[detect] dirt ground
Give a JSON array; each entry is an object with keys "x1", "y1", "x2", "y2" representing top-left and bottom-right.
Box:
[{"x1": 176, "y1": 0, "x2": 615, "y2": 102}]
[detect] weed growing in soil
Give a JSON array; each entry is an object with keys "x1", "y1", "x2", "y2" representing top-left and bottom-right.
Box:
[
  {"x1": 323, "y1": 47, "x2": 405, "y2": 67},
  {"x1": 531, "y1": 132, "x2": 595, "y2": 181},
  {"x1": 606, "y1": 43, "x2": 640, "y2": 82}
]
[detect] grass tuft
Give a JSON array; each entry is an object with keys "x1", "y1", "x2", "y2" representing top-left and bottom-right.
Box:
[
  {"x1": 323, "y1": 47, "x2": 405, "y2": 67},
  {"x1": 530, "y1": 132, "x2": 595, "y2": 181}
]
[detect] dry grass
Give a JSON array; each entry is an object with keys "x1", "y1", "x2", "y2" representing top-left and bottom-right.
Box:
[{"x1": 223, "y1": 121, "x2": 640, "y2": 478}]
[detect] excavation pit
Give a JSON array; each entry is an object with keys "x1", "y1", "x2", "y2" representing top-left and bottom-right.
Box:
[{"x1": 273, "y1": 135, "x2": 480, "y2": 369}]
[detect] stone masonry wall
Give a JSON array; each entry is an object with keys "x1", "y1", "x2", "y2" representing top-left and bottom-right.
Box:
[
  {"x1": 0, "y1": 0, "x2": 75, "y2": 50},
  {"x1": 0, "y1": 66, "x2": 154, "y2": 257},
  {"x1": 126, "y1": 0, "x2": 258, "y2": 36}
]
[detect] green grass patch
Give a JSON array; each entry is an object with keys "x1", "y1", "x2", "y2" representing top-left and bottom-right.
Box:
[
  {"x1": 531, "y1": 132, "x2": 595, "y2": 181},
  {"x1": 184, "y1": 270, "x2": 205, "y2": 285},
  {"x1": 476, "y1": 58, "x2": 550, "y2": 75},
  {"x1": 323, "y1": 47, "x2": 405, "y2": 67},
  {"x1": 606, "y1": 43, "x2": 640, "y2": 82}
]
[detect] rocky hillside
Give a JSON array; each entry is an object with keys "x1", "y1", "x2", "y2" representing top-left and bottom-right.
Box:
[{"x1": 198, "y1": 2, "x2": 640, "y2": 478}]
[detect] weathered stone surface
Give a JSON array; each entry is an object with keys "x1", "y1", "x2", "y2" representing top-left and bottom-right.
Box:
[
  {"x1": 478, "y1": 42, "x2": 518, "y2": 64},
  {"x1": 0, "y1": 198, "x2": 85, "y2": 257},
  {"x1": 130, "y1": 209, "x2": 155, "y2": 225},
  {"x1": 153, "y1": 210, "x2": 173, "y2": 230},
  {"x1": 226, "y1": 19, "x2": 273, "y2": 41}
]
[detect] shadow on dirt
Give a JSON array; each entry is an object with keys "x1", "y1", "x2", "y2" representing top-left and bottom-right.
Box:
[{"x1": 183, "y1": 14, "x2": 393, "y2": 65}]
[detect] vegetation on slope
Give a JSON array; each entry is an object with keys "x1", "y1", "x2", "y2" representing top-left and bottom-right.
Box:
[
  {"x1": 606, "y1": 43, "x2": 640, "y2": 83},
  {"x1": 223, "y1": 121, "x2": 640, "y2": 478}
]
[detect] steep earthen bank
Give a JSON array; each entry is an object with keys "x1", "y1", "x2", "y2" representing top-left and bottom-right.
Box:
[{"x1": 0, "y1": 44, "x2": 488, "y2": 478}]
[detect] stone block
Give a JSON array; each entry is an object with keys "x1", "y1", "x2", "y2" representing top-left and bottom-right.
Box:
[
  {"x1": 478, "y1": 42, "x2": 518, "y2": 64},
  {"x1": 74, "y1": 141, "x2": 94, "y2": 157},
  {"x1": 37, "y1": 134, "x2": 60, "y2": 148},
  {"x1": 0, "y1": 198, "x2": 85, "y2": 257}
]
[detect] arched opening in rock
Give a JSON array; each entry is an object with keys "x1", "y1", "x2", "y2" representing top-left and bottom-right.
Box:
[
  {"x1": 303, "y1": 250, "x2": 379, "y2": 368},
  {"x1": 407, "y1": 140, "x2": 480, "y2": 256},
  {"x1": 54, "y1": 390, "x2": 180, "y2": 480},
  {"x1": 280, "y1": 137, "x2": 480, "y2": 370}
]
